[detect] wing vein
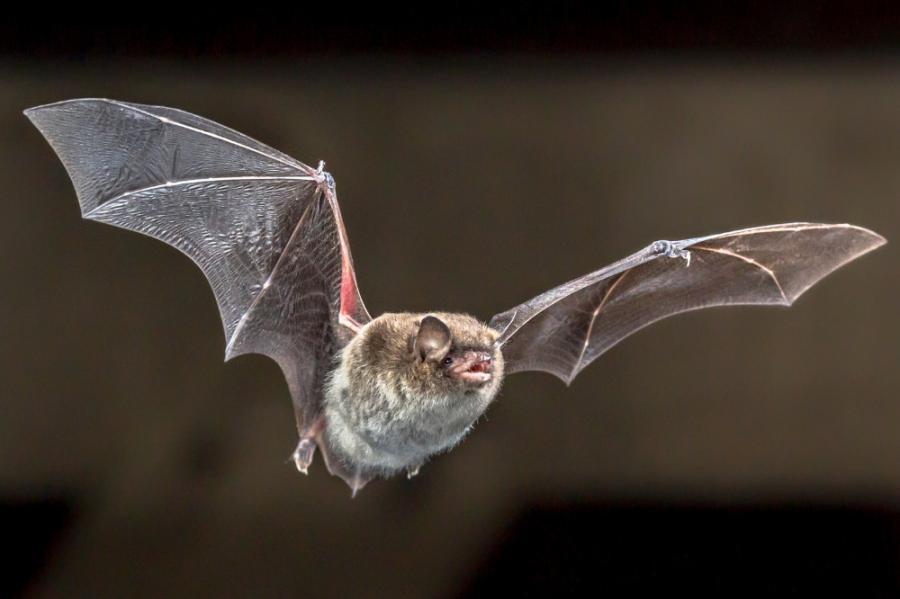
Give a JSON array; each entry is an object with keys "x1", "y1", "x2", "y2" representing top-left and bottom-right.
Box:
[
  {"x1": 570, "y1": 269, "x2": 631, "y2": 381},
  {"x1": 714, "y1": 223, "x2": 861, "y2": 237},
  {"x1": 692, "y1": 245, "x2": 789, "y2": 303},
  {"x1": 225, "y1": 190, "x2": 321, "y2": 358},
  {"x1": 106, "y1": 100, "x2": 308, "y2": 172},
  {"x1": 497, "y1": 243, "x2": 663, "y2": 346},
  {"x1": 84, "y1": 176, "x2": 316, "y2": 218}
]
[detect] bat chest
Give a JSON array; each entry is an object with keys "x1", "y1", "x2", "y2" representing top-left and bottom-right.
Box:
[{"x1": 322, "y1": 364, "x2": 488, "y2": 474}]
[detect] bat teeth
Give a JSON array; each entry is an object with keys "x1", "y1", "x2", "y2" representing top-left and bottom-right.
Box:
[{"x1": 468, "y1": 353, "x2": 493, "y2": 373}]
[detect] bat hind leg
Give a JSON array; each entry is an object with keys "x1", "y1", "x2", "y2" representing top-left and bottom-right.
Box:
[
  {"x1": 291, "y1": 415, "x2": 326, "y2": 475},
  {"x1": 291, "y1": 439, "x2": 317, "y2": 474}
]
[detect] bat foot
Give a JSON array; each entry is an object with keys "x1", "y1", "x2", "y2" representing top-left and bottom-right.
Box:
[
  {"x1": 652, "y1": 239, "x2": 692, "y2": 266},
  {"x1": 292, "y1": 438, "x2": 317, "y2": 474},
  {"x1": 406, "y1": 464, "x2": 422, "y2": 479}
]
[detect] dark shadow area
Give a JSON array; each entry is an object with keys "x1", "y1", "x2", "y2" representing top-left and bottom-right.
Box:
[
  {"x1": 0, "y1": 497, "x2": 76, "y2": 598},
  {"x1": 461, "y1": 501, "x2": 900, "y2": 597},
  {"x1": 2, "y1": 4, "x2": 900, "y2": 58}
]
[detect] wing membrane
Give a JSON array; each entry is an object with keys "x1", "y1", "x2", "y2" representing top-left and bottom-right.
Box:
[
  {"x1": 490, "y1": 223, "x2": 885, "y2": 385},
  {"x1": 27, "y1": 98, "x2": 371, "y2": 436}
]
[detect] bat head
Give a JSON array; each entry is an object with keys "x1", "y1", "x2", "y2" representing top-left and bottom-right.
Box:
[
  {"x1": 413, "y1": 314, "x2": 502, "y2": 390},
  {"x1": 340, "y1": 311, "x2": 504, "y2": 415}
]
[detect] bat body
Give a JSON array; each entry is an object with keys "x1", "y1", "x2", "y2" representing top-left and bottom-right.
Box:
[
  {"x1": 26, "y1": 99, "x2": 886, "y2": 494},
  {"x1": 322, "y1": 313, "x2": 502, "y2": 489}
]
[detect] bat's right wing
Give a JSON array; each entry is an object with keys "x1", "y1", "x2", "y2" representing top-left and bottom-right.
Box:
[
  {"x1": 490, "y1": 223, "x2": 885, "y2": 385},
  {"x1": 26, "y1": 99, "x2": 371, "y2": 473}
]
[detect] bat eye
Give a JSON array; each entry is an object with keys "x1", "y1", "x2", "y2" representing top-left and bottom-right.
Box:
[{"x1": 442, "y1": 356, "x2": 453, "y2": 366}]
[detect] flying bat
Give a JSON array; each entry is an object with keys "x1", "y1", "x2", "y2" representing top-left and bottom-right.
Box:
[{"x1": 26, "y1": 98, "x2": 886, "y2": 495}]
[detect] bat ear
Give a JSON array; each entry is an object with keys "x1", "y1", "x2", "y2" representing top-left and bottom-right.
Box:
[{"x1": 415, "y1": 315, "x2": 452, "y2": 362}]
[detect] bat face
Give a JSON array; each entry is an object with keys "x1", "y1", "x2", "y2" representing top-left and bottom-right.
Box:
[
  {"x1": 25, "y1": 99, "x2": 885, "y2": 495},
  {"x1": 410, "y1": 314, "x2": 502, "y2": 391}
]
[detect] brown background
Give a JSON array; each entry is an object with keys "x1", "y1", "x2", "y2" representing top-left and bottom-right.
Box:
[{"x1": 1, "y1": 16, "x2": 899, "y2": 597}]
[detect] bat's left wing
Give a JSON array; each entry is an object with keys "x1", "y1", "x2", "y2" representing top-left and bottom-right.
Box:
[
  {"x1": 489, "y1": 223, "x2": 885, "y2": 385},
  {"x1": 26, "y1": 99, "x2": 371, "y2": 481}
]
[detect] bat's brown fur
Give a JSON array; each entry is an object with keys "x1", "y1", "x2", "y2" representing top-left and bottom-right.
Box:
[{"x1": 321, "y1": 313, "x2": 503, "y2": 490}]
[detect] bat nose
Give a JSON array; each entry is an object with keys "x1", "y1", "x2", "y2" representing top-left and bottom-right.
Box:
[{"x1": 466, "y1": 350, "x2": 491, "y2": 364}]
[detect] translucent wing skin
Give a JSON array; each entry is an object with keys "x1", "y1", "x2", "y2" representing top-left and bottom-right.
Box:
[
  {"x1": 26, "y1": 98, "x2": 371, "y2": 436},
  {"x1": 490, "y1": 223, "x2": 885, "y2": 385}
]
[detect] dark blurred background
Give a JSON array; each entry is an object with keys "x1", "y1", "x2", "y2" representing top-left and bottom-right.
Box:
[{"x1": 2, "y1": 6, "x2": 899, "y2": 597}]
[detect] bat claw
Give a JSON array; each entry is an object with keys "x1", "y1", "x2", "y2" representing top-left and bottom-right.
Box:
[
  {"x1": 653, "y1": 240, "x2": 691, "y2": 266},
  {"x1": 292, "y1": 438, "x2": 317, "y2": 474},
  {"x1": 406, "y1": 464, "x2": 421, "y2": 479},
  {"x1": 315, "y1": 160, "x2": 336, "y2": 190}
]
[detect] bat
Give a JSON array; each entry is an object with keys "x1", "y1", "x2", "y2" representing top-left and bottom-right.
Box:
[{"x1": 26, "y1": 98, "x2": 886, "y2": 495}]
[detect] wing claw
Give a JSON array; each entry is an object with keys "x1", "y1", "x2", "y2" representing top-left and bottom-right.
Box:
[{"x1": 653, "y1": 239, "x2": 692, "y2": 266}]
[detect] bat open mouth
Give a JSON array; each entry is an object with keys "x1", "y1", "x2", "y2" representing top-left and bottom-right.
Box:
[{"x1": 451, "y1": 352, "x2": 493, "y2": 385}]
